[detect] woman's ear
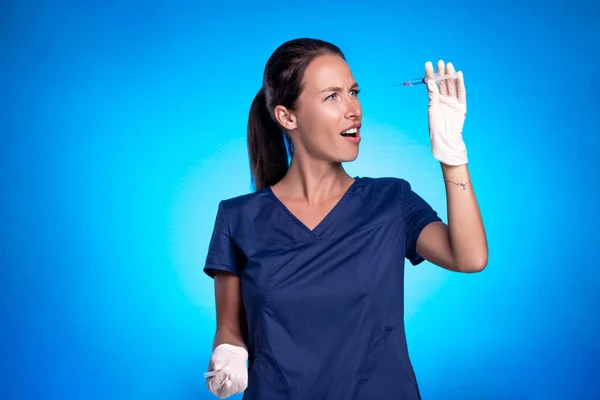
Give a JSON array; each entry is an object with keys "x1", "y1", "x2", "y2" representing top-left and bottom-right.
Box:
[{"x1": 274, "y1": 105, "x2": 297, "y2": 131}]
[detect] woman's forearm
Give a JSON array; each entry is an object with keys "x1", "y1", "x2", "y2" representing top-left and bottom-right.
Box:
[{"x1": 441, "y1": 163, "x2": 488, "y2": 272}]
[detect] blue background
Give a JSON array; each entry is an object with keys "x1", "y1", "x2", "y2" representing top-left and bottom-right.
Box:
[{"x1": 2, "y1": 0, "x2": 599, "y2": 399}]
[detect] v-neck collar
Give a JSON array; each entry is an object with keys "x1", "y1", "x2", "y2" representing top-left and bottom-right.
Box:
[{"x1": 267, "y1": 177, "x2": 361, "y2": 238}]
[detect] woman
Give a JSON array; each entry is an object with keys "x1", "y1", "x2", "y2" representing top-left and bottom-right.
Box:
[{"x1": 203, "y1": 38, "x2": 488, "y2": 399}]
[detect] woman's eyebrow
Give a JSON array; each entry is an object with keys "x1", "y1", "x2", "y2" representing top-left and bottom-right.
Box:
[{"x1": 319, "y1": 82, "x2": 359, "y2": 93}]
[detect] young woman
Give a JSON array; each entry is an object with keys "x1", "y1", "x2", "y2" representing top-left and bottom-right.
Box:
[{"x1": 203, "y1": 38, "x2": 488, "y2": 399}]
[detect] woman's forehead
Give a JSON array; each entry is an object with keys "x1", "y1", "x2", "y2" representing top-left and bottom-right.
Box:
[{"x1": 302, "y1": 55, "x2": 355, "y2": 93}]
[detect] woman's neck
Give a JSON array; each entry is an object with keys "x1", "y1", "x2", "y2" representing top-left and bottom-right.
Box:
[{"x1": 272, "y1": 157, "x2": 354, "y2": 205}]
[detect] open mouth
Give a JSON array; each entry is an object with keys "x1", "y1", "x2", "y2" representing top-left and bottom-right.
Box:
[{"x1": 340, "y1": 128, "x2": 358, "y2": 138}]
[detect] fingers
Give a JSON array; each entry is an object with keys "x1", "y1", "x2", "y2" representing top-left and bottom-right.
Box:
[
  {"x1": 424, "y1": 61, "x2": 439, "y2": 103},
  {"x1": 206, "y1": 365, "x2": 247, "y2": 398},
  {"x1": 225, "y1": 373, "x2": 244, "y2": 394},
  {"x1": 206, "y1": 362, "x2": 227, "y2": 391},
  {"x1": 437, "y1": 60, "x2": 448, "y2": 96},
  {"x1": 207, "y1": 369, "x2": 228, "y2": 390},
  {"x1": 211, "y1": 373, "x2": 246, "y2": 399},
  {"x1": 432, "y1": 59, "x2": 465, "y2": 103},
  {"x1": 226, "y1": 375, "x2": 239, "y2": 394},
  {"x1": 457, "y1": 70, "x2": 466, "y2": 104},
  {"x1": 445, "y1": 62, "x2": 457, "y2": 98},
  {"x1": 207, "y1": 376, "x2": 224, "y2": 394},
  {"x1": 217, "y1": 380, "x2": 234, "y2": 399},
  {"x1": 424, "y1": 61, "x2": 435, "y2": 80},
  {"x1": 212, "y1": 361, "x2": 224, "y2": 371},
  {"x1": 206, "y1": 344, "x2": 249, "y2": 398}
]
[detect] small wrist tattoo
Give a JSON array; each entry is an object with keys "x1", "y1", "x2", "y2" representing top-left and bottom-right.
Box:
[{"x1": 445, "y1": 178, "x2": 470, "y2": 190}]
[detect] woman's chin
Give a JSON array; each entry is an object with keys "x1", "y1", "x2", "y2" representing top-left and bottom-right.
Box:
[{"x1": 339, "y1": 150, "x2": 359, "y2": 163}]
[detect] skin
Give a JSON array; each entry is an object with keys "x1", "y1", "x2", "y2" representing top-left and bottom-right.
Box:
[
  {"x1": 419, "y1": 60, "x2": 488, "y2": 273},
  {"x1": 270, "y1": 54, "x2": 363, "y2": 230},
  {"x1": 213, "y1": 55, "x2": 488, "y2": 353}
]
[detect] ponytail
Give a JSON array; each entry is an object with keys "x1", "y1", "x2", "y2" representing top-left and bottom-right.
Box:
[
  {"x1": 247, "y1": 38, "x2": 342, "y2": 190},
  {"x1": 247, "y1": 87, "x2": 290, "y2": 191}
]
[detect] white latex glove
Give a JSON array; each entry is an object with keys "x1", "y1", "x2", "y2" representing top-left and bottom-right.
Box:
[
  {"x1": 205, "y1": 344, "x2": 248, "y2": 399},
  {"x1": 425, "y1": 60, "x2": 468, "y2": 166}
]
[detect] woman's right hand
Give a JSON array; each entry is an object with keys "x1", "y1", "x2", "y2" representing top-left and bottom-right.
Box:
[{"x1": 206, "y1": 343, "x2": 249, "y2": 399}]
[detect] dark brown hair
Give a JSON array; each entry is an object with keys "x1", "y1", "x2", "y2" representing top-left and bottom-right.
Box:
[{"x1": 247, "y1": 38, "x2": 345, "y2": 191}]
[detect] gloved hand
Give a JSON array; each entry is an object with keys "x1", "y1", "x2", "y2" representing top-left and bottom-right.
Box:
[
  {"x1": 205, "y1": 344, "x2": 248, "y2": 399},
  {"x1": 425, "y1": 60, "x2": 468, "y2": 166}
]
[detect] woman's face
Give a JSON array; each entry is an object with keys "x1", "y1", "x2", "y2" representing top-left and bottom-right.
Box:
[{"x1": 276, "y1": 54, "x2": 362, "y2": 163}]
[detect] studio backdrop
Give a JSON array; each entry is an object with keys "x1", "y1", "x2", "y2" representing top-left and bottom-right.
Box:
[{"x1": 2, "y1": 1, "x2": 599, "y2": 399}]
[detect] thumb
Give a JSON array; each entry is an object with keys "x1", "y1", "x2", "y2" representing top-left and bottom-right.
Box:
[
  {"x1": 425, "y1": 78, "x2": 440, "y2": 103},
  {"x1": 212, "y1": 361, "x2": 224, "y2": 371}
]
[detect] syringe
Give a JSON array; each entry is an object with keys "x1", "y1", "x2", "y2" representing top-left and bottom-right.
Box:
[
  {"x1": 204, "y1": 371, "x2": 219, "y2": 378},
  {"x1": 393, "y1": 72, "x2": 458, "y2": 87}
]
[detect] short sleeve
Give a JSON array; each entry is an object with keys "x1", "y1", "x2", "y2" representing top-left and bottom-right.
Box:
[
  {"x1": 203, "y1": 201, "x2": 243, "y2": 278},
  {"x1": 401, "y1": 180, "x2": 443, "y2": 266}
]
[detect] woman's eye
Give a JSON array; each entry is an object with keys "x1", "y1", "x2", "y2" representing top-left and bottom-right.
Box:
[{"x1": 326, "y1": 89, "x2": 360, "y2": 101}]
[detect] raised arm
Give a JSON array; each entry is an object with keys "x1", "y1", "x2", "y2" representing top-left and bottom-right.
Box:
[
  {"x1": 415, "y1": 60, "x2": 488, "y2": 273},
  {"x1": 416, "y1": 164, "x2": 488, "y2": 273}
]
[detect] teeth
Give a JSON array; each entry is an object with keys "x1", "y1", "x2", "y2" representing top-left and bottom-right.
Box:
[{"x1": 342, "y1": 128, "x2": 358, "y2": 134}]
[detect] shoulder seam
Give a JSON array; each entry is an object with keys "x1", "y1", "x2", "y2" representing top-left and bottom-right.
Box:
[{"x1": 219, "y1": 201, "x2": 233, "y2": 238}]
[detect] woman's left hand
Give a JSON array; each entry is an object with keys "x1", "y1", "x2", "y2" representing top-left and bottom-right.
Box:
[{"x1": 425, "y1": 60, "x2": 468, "y2": 166}]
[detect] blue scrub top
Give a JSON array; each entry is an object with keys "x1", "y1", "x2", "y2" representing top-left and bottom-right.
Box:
[{"x1": 204, "y1": 176, "x2": 442, "y2": 400}]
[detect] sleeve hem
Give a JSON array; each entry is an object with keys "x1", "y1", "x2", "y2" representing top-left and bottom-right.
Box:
[
  {"x1": 407, "y1": 216, "x2": 443, "y2": 266},
  {"x1": 203, "y1": 263, "x2": 240, "y2": 278}
]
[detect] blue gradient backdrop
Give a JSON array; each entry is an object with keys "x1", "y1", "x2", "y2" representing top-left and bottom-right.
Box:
[{"x1": 3, "y1": 1, "x2": 599, "y2": 399}]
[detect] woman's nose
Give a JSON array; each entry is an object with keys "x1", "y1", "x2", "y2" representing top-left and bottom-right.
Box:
[{"x1": 345, "y1": 99, "x2": 361, "y2": 119}]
